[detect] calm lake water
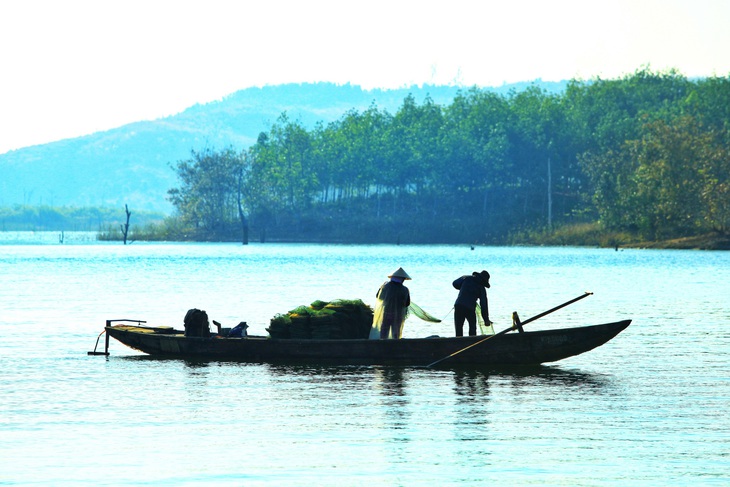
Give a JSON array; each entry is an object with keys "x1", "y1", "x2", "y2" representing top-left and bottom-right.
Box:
[{"x1": 1, "y1": 232, "x2": 728, "y2": 486}]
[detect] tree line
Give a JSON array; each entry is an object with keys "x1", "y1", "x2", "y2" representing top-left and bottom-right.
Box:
[
  {"x1": 0, "y1": 205, "x2": 163, "y2": 232},
  {"x1": 159, "y1": 68, "x2": 730, "y2": 244}
]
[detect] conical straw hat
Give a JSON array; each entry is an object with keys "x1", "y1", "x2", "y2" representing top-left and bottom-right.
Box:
[{"x1": 388, "y1": 267, "x2": 412, "y2": 280}]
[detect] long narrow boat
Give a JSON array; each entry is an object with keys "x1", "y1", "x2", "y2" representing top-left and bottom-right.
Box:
[{"x1": 99, "y1": 319, "x2": 631, "y2": 367}]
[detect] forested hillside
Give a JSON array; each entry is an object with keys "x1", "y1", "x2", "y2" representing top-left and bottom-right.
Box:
[
  {"x1": 155, "y1": 69, "x2": 730, "y2": 245},
  {"x1": 0, "y1": 83, "x2": 510, "y2": 214}
]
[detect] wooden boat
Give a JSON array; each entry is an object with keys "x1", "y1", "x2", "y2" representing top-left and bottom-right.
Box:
[{"x1": 98, "y1": 318, "x2": 631, "y2": 367}]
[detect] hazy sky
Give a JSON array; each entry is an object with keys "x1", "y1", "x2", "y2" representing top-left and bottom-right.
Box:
[{"x1": 1, "y1": 0, "x2": 729, "y2": 154}]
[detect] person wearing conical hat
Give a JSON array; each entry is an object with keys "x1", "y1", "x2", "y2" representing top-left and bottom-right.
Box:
[
  {"x1": 370, "y1": 267, "x2": 411, "y2": 339},
  {"x1": 452, "y1": 270, "x2": 491, "y2": 337}
]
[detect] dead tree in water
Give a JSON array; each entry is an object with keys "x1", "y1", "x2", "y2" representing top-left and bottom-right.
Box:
[
  {"x1": 237, "y1": 160, "x2": 249, "y2": 245},
  {"x1": 121, "y1": 204, "x2": 131, "y2": 245}
]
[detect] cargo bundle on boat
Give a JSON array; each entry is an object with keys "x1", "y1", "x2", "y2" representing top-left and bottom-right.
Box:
[{"x1": 266, "y1": 299, "x2": 373, "y2": 340}]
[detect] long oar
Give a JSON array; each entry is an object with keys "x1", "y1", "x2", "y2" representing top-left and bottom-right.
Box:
[{"x1": 425, "y1": 291, "x2": 593, "y2": 368}]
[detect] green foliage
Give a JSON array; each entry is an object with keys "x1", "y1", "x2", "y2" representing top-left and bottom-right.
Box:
[
  {"x1": 158, "y1": 68, "x2": 729, "y2": 244},
  {"x1": 581, "y1": 113, "x2": 730, "y2": 239},
  {"x1": 167, "y1": 147, "x2": 250, "y2": 240},
  {"x1": 266, "y1": 298, "x2": 374, "y2": 340}
]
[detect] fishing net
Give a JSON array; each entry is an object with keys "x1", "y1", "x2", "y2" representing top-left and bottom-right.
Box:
[
  {"x1": 476, "y1": 304, "x2": 495, "y2": 335},
  {"x1": 408, "y1": 302, "x2": 442, "y2": 323},
  {"x1": 371, "y1": 281, "x2": 414, "y2": 339}
]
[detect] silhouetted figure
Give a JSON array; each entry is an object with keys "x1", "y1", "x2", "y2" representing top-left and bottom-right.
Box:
[
  {"x1": 371, "y1": 267, "x2": 411, "y2": 339},
  {"x1": 452, "y1": 270, "x2": 491, "y2": 337}
]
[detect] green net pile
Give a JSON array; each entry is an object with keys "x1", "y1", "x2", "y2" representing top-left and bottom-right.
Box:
[{"x1": 267, "y1": 299, "x2": 374, "y2": 339}]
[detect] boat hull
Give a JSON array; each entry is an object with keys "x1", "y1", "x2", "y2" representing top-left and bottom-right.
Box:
[{"x1": 105, "y1": 320, "x2": 631, "y2": 366}]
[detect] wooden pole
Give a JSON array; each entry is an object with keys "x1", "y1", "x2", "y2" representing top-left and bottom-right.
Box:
[{"x1": 104, "y1": 321, "x2": 110, "y2": 355}]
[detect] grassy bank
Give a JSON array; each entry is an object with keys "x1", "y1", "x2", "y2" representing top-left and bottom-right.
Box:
[
  {"x1": 512, "y1": 223, "x2": 730, "y2": 250},
  {"x1": 622, "y1": 232, "x2": 730, "y2": 250}
]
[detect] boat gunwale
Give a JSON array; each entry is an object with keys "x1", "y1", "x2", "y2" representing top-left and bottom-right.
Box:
[
  {"x1": 106, "y1": 319, "x2": 631, "y2": 344},
  {"x1": 102, "y1": 319, "x2": 631, "y2": 366}
]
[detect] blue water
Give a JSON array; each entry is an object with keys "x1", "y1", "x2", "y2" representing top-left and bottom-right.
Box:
[{"x1": 1, "y1": 234, "x2": 728, "y2": 485}]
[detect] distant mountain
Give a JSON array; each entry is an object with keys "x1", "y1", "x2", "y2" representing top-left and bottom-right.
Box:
[{"x1": 0, "y1": 81, "x2": 567, "y2": 213}]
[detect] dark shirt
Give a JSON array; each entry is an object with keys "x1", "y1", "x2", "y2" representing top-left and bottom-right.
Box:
[
  {"x1": 377, "y1": 280, "x2": 411, "y2": 311},
  {"x1": 453, "y1": 275, "x2": 489, "y2": 320},
  {"x1": 375, "y1": 280, "x2": 411, "y2": 339}
]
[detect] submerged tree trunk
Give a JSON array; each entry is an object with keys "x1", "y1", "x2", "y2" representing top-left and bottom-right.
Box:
[
  {"x1": 547, "y1": 156, "x2": 553, "y2": 232},
  {"x1": 121, "y1": 204, "x2": 131, "y2": 245},
  {"x1": 237, "y1": 196, "x2": 249, "y2": 245}
]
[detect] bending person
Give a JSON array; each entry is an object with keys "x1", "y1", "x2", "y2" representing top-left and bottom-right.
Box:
[{"x1": 452, "y1": 270, "x2": 491, "y2": 336}]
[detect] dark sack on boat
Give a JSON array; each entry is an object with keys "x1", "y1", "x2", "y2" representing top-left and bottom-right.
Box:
[{"x1": 184, "y1": 308, "x2": 210, "y2": 337}]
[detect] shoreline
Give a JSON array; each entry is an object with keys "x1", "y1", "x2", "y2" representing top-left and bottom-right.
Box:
[{"x1": 620, "y1": 233, "x2": 730, "y2": 251}]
